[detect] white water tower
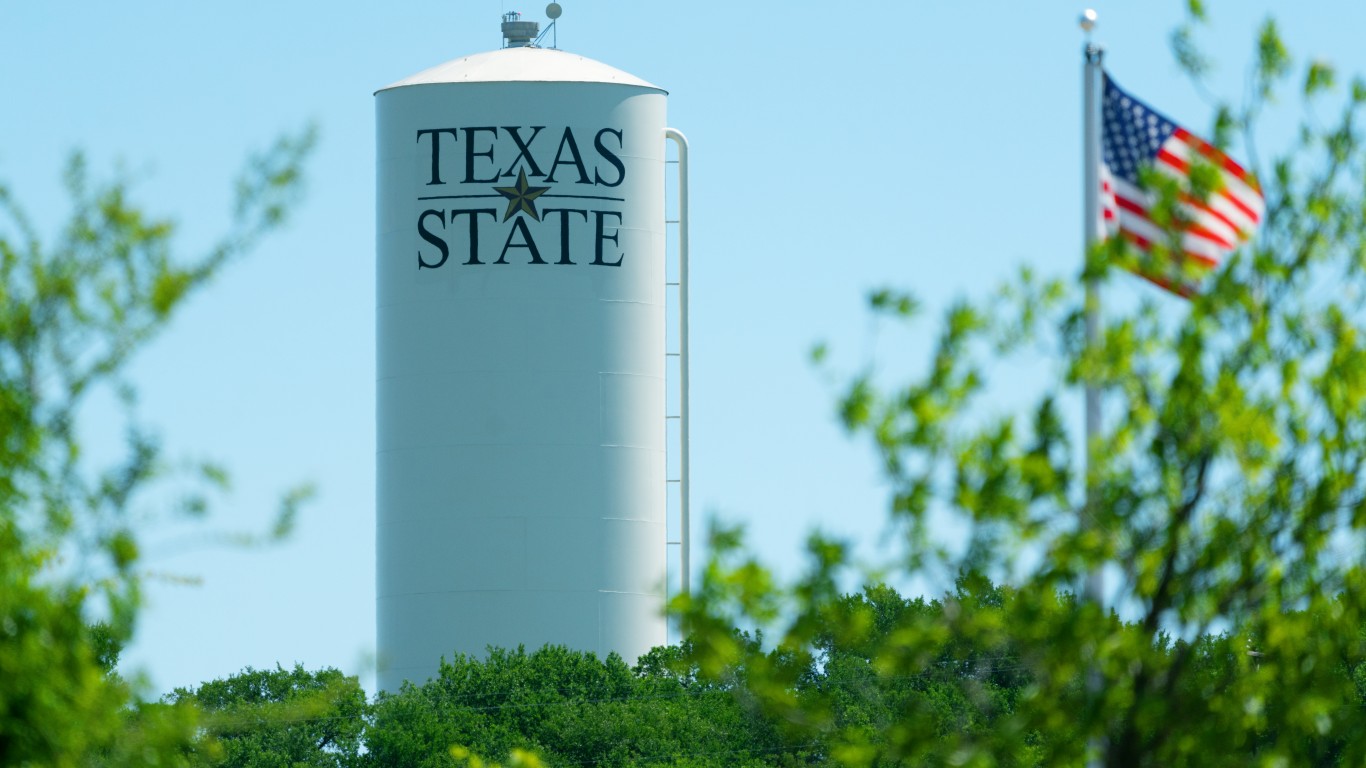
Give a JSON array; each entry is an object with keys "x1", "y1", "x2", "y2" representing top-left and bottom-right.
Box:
[{"x1": 374, "y1": 9, "x2": 689, "y2": 692}]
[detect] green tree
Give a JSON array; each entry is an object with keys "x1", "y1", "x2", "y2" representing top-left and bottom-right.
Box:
[
  {"x1": 796, "y1": 580, "x2": 1041, "y2": 765},
  {"x1": 0, "y1": 130, "x2": 313, "y2": 766},
  {"x1": 170, "y1": 664, "x2": 367, "y2": 768},
  {"x1": 353, "y1": 583, "x2": 1363, "y2": 766},
  {"x1": 674, "y1": 11, "x2": 1366, "y2": 768},
  {"x1": 366, "y1": 644, "x2": 787, "y2": 767}
]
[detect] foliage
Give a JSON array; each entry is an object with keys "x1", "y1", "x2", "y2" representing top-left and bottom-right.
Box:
[
  {"x1": 673, "y1": 13, "x2": 1366, "y2": 768},
  {"x1": 183, "y1": 585, "x2": 1366, "y2": 767},
  {"x1": 447, "y1": 745, "x2": 546, "y2": 768},
  {"x1": 0, "y1": 129, "x2": 313, "y2": 766},
  {"x1": 169, "y1": 664, "x2": 367, "y2": 768},
  {"x1": 366, "y1": 644, "x2": 788, "y2": 768}
]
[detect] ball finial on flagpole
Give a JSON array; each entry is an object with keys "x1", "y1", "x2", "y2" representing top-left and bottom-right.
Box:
[
  {"x1": 1079, "y1": 8, "x2": 1098, "y2": 33},
  {"x1": 1080, "y1": 9, "x2": 1102, "y2": 61}
]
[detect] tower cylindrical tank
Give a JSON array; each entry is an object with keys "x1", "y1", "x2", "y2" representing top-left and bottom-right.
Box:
[{"x1": 375, "y1": 46, "x2": 668, "y2": 692}]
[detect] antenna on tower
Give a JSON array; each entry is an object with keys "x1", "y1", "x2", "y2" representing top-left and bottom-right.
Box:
[{"x1": 534, "y1": 3, "x2": 562, "y2": 49}]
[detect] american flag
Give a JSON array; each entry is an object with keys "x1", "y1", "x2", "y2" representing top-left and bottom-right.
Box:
[{"x1": 1099, "y1": 73, "x2": 1264, "y2": 296}]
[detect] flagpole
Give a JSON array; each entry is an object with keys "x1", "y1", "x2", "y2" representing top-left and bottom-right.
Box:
[
  {"x1": 1081, "y1": 12, "x2": 1103, "y2": 608},
  {"x1": 1080, "y1": 10, "x2": 1106, "y2": 768}
]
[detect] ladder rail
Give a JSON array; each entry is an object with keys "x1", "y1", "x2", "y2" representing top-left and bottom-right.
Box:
[{"x1": 665, "y1": 127, "x2": 690, "y2": 597}]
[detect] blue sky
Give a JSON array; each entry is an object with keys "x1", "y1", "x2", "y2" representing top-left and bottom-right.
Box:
[{"x1": 4, "y1": 1, "x2": 1361, "y2": 696}]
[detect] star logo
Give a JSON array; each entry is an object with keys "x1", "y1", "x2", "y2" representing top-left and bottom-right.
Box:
[{"x1": 492, "y1": 169, "x2": 550, "y2": 222}]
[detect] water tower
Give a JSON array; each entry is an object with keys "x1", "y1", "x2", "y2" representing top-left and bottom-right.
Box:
[{"x1": 374, "y1": 8, "x2": 689, "y2": 692}]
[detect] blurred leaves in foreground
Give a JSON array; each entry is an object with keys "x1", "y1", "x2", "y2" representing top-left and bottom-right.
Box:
[
  {"x1": 0, "y1": 127, "x2": 313, "y2": 766},
  {"x1": 675, "y1": 13, "x2": 1366, "y2": 768}
]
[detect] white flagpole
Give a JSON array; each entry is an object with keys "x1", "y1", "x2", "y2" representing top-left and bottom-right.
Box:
[
  {"x1": 1081, "y1": 10, "x2": 1106, "y2": 767},
  {"x1": 1080, "y1": 9, "x2": 1104, "y2": 607}
]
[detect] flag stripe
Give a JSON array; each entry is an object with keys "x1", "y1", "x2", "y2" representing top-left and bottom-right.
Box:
[
  {"x1": 1117, "y1": 229, "x2": 1221, "y2": 268},
  {"x1": 1178, "y1": 192, "x2": 1250, "y2": 242},
  {"x1": 1173, "y1": 128, "x2": 1262, "y2": 188},
  {"x1": 1109, "y1": 176, "x2": 1238, "y2": 254},
  {"x1": 1159, "y1": 139, "x2": 1264, "y2": 222},
  {"x1": 1150, "y1": 159, "x2": 1261, "y2": 234}
]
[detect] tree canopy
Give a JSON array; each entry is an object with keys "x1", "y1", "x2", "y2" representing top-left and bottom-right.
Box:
[
  {"x1": 170, "y1": 580, "x2": 1366, "y2": 767},
  {"x1": 170, "y1": 664, "x2": 366, "y2": 768},
  {"x1": 367, "y1": 644, "x2": 783, "y2": 768}
]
